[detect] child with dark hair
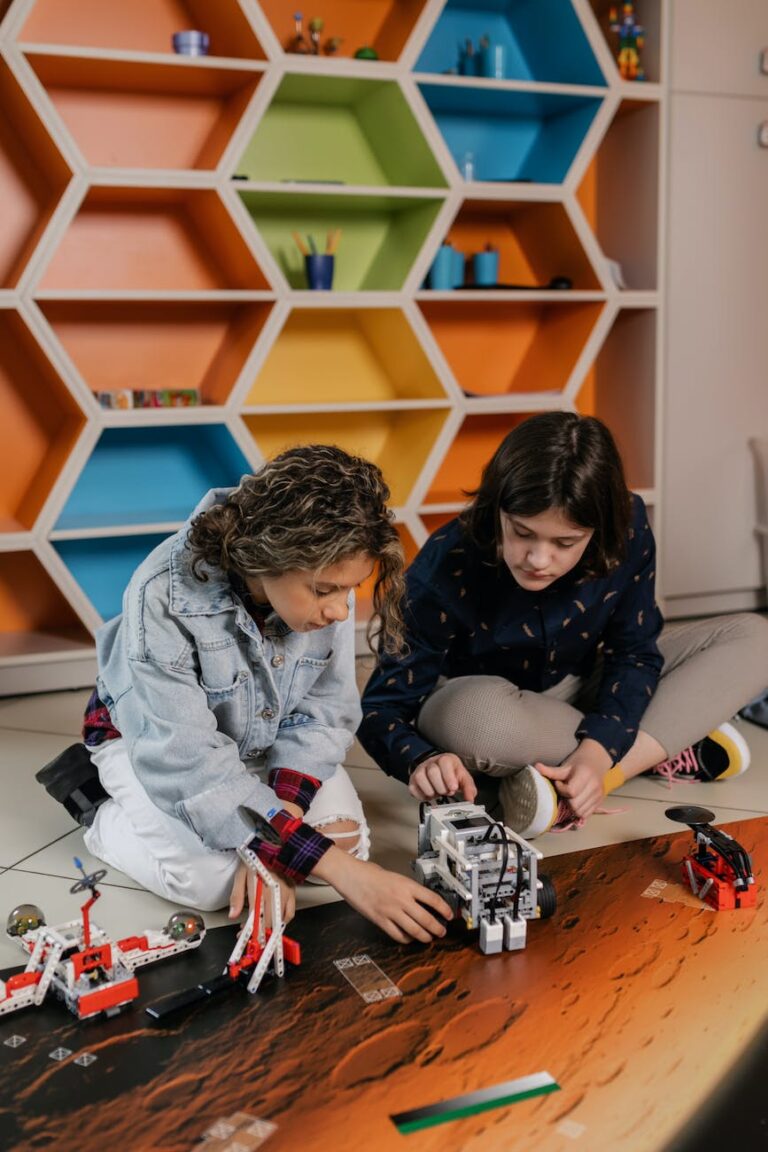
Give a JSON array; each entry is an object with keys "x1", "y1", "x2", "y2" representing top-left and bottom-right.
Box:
[
  {"x1": 39, "y1": 445, "x2": 451, "y2": 944},
  {"x1": 359, "y1": 412, "x2": 768, "y2": 836}
]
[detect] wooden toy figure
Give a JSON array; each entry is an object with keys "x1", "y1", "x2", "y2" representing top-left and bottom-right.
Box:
[{"x1": 609, "y1": 2, "x2": 646, "y2": 81}]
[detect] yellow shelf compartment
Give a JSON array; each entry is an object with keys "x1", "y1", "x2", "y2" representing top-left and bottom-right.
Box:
[
  {"x1": 24, "y1": 52, "x2": 263, "y2": 172},
  {"x1": 587, "y1": 1, "x2": 662, "y2": 86},
  {"x1": 237, "y1": 189, "x2": 445, "y2": 292},
  {"x1": 0, "y1": 550, "x2": 92, "y2": 662},
  {"x1": 0, "y1": 59, "x2": 71, "y2": 289},
  {"x1": 39, "y1": 298, "x2": 273, "y2": 406},
  {"x1": 420, "y1": 298, "x2": 604, "y2": 398},
  {"x1": 242, "y1": 409, "x2": 449, "y2": 507},
  {"x1": 244, "y1": 307, "x2": 447, "y2": 407},
  {"x1": 0, "y1": 308, "x2": 85, "y2": 533},
  {"x1": 258, "y1": 0, "x2": 429, "y2": 63},
  {"x1": 574, "y1": 307, "x2": 656, "y2": 491},
  {"x1": 356, "y1": 521, "x2": 419, "y2": 618},
  {"x1": 18, "y1": 0, "x2": 266, "y2": 60},
  {"x1": 236, "y1": 73, "x2": 445, "y2": 188},
  {"x1": 427, "y1": 198, "x2": 601, "y2": 291},
  {"x1": 426, "y1": 412, "x2": 543, "y2": 504},
  {"x1": 39, "y1": 186, "x2": 269, "y2": 291},
  {"x1": 577, "y1": 98, "x2": 660, "y2": 291}
]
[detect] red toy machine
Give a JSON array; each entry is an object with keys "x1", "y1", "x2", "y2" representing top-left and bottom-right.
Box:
[
  {"x1": 666, "y1": 806, "x2": 757, "y2": 911},
  {"x1": 1, "y1": 858, "x2": 205, "y2": 1020}
]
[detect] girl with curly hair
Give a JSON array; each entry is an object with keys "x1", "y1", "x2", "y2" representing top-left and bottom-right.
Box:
[{"x1": 39, "y1": 445, "x2": 451, "y2": 944}]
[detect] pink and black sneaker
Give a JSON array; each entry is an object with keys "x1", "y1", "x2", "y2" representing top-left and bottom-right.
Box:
[{"x1": 646, "y1": 722, "x2": 751, "y2": 787}]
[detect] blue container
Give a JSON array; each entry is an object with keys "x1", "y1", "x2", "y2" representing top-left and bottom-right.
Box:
[
  {"x1": 480, "y1": 42, "x2": 506, "y2": 79},
  {"x1": 172, "y1": 30, "x2": 210, "y2": 56},
  {"x1": 305, "y1": 253, "x2": 335, "y2": 290},
  {"x1": 473, "y1": 249, "x2": 499, "y2": 287},
  {"x1": 428, "y1": 245, "x2": 455, "y2": 290},
  {"x1": 451, "y1": 247, "x2": 465, "y2": 287}
]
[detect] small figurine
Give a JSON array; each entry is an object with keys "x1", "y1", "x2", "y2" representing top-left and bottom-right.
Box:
[
  {"x1": 1, "y1": 858, "x2": 204, "y2": 1019},
  {"x1": 666, "y1": 806, "x2": 757, "y2": 911},
  {"x1": 354, "y1": 46, "x2": 379, "y2": 61},
  {"x1": 608, "y1": 3, "x2": 646, "y2": 81},
  {"x1": 308, "y1": 15, "x2": 323, "y2": 54},
  {"x1": 288, "y1": 11, "x2": 311, "y2": 54},
  {"x1": 414, "y1": 800, "x2": 556, "y2": 954}
]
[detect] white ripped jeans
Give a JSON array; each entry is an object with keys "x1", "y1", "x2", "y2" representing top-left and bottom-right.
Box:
[{"x1": 83, "y1": 738, "x2": 370, "y2": 911}]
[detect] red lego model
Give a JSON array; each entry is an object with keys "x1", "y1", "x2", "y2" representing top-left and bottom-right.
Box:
[{"x1": 666, "y1": 806, "x2": 757, "y2": 911}]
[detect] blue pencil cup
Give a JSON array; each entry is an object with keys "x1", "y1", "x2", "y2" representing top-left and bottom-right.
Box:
[
  {"x1": 428, "y1": 245, "x2": 455, "y2": 291},
  {"x1": 305, "y1": 254, "x2": 335, "y2": 291},
  {"x1": 479, "y1": 42, "x2": 506, "y2": 79},
  {"x1": 451, "y1": 248, "x2": 465, "y2": 287},
  {"x1": 473, "y1": 250, "x2": 499, "y2": 287}
]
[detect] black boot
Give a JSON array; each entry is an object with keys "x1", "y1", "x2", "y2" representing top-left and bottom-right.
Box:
[{"x1": 36, "y1": 743, "x2": 109, "y2": 828}]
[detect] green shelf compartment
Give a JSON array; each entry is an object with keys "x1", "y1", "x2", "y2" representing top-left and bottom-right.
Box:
[
  {"x1": 418, "y1": 82, "x2": 603, "y2": 184},
  {"x1": 417, "y1": 0, "x2": 606, "y2": 86},
  {"x1": 238, "y1": 189, "x2": 444, "y2": 291},
  {"x1": 237, "y1": 74, "x2": 445, "y2": 188}
]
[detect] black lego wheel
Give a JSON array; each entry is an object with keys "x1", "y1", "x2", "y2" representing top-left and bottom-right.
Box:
[
  {"x1": 665, "y1": 805, "x2": 715, "y2": 827},
  {"x1": 70, "y1": 868, "x2": 107, "y2": 895},
  {"x1": 537, "y1": 874, "x2": 557, "y2": 919}
]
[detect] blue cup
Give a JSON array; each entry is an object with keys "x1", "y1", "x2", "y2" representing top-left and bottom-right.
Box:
[
  {"x1": 451, "y1": 248, "x2": 465, "y2": 287},
  {"x1": 428, "y1": 245, "x2": 455, "y2": 290},
  {"x1": 305, "y1": 253, "x2": 335, "y2": 290},
  {"x1": 473, "y1": 250, "x2": 499, "y2": 287},
  {"x1": 479, "y1": 42, "x2": 506, "y2": 79},
  {"x1": 172, "y1": 30, "x2": 210, "y2": 56}
]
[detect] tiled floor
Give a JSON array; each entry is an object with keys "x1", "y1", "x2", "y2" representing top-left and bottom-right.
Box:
[{"x1": 1, "y1": 667, "x2": 767, "y2": 971}]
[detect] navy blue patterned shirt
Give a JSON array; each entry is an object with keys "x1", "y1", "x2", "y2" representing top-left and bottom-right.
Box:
[{"x1": 359, "y1": 494, "x2": 663, "y2": 784}]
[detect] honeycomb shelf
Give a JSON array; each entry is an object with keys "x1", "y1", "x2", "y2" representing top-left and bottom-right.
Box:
[{"x1": 0, "y1": 0, "x2": 665, "y2": 691}]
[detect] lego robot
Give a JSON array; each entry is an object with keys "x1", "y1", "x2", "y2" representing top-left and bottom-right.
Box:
[
  {"x1": 414, "y1": 801, "x2": 556, "y2": 954},
  {"x1": 1, "y1": 858, "x2": 205, "y2": 1020},
  {"x1": 666, "y1": 805, "x2": 757, "y2": 911}
]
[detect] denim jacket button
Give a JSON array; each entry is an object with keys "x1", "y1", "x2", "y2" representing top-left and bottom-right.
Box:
[
  {"x1": 261, "y1": 707, "x2": 275, "y2": 719},
  {"x1": 271, "y1": 655, "x2": 284, "y2": 667}
]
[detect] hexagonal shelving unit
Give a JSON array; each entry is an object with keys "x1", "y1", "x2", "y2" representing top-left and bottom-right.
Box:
[
  {"x1": 0, "y1": 307, "x2": 84, "y2": 533},
  {"x1": 0, "y1": 0, "x2": 663, "y2": 689}
]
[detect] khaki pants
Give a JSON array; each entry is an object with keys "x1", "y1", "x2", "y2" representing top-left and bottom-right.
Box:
[{"x1": 417, "y1": 613, "x2": 768, "y2": 778}]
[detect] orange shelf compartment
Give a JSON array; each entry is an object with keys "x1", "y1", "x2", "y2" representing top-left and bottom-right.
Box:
[
  {"x1": 438, "y1": 199, "x2": 600, "y2": 291},
  {"x1": 356, "y1": 522, "x2": 418, "y2": 617},
  {"x1": 420, "y1": 299, "x2": 603, "y2": 397},
  {"x1": 19, "y1": 0, "x2": 265, "y2": 59},
  {"x1": 577, "y1": 99, "x2": 659, "y2": 290},
  {"x1": 246, "y1": 308, "x2": 446, "y2": 406},
  {"x1": 40, "y1": 299, "x2": 272, "y2": 405},
  {"x1": 0, "y1": 60, "x2": 71, "y2": 289},
  {"x1": 426, "y1": 412, "x2": 539, "y2": 504},
  {"x1": 587, "y1": 1, "x2": 662, "y2": 85},
  {"x1": 0, "y1": 310, "x2": 84, "y2": 533},
  {"x1": 26, "y1": 54, "x2": 262, "y2": 171},
  {"x1": 0, "y1": 551, "x2": 91, "y2": 660},
  {"x1": 242, "y1": 409, "x2": 448, "y2": 507},
  {"x1": 575, "y1": 307, "x2": 656, "y2": 490},
  {"x1": 420, "y1": 510, "x2": 460, "y2": 534},
  {"x1": 40, "y1": 187, "x2": 268, "y2": 291},
  {"x1": 259, "y1": 1, "x2": 428, "y2": 62}
]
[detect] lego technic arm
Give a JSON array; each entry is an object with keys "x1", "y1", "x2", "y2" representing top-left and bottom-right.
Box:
[
  {"x1": 666, "y1": 806, "x2": 756, "y2": 910},
  {"x1": 414, "y1": 801, "x2": 556, "y2": 954}
]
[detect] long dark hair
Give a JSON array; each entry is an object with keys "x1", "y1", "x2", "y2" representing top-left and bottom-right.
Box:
[{"x1": 461, "y1": 412, "x2": 631, "y2": 577}]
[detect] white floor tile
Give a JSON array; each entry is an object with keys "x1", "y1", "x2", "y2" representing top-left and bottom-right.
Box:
[
  {"x1": 12, "y1": 826, "x2": 142, "y2": 890},
  {"x1": 0, "y1": 730, "x2": 84, "y2": 867},
  {"x1": 0, "y1": 689, "x2": 90, "y2": 737}
]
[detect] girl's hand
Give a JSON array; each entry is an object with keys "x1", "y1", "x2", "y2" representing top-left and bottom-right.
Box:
[
  {"x1": 409, "y1": 752, "x2": 477, "y2": 803},
  {"x1": 312, "y1": 848, "x2": 453, "y2": 945},
  {"x1": 535, "y1": 740, "x2": 612, "y2": 821},
  {"x1": 228, "y1": 859, "x2": 296, "y2": 928}
]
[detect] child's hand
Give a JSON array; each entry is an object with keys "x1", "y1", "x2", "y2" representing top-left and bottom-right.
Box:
[
  {"x1": 535, "y1": 739, "x2": 612, "y2": 820},
  {"x1": 312, "y1": 848, "x2": 453, "y2": 944},
  {"x1": 229, "y1": 860, "x2": 296, "y2": 928},
  {"x1": 409, "y1": 752, "x2": 477, "y2": 803}
]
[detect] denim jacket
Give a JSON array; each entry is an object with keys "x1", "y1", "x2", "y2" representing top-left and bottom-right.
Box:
[{"x1": 95, "y1": 489, "x2": 361, "y2": 852}]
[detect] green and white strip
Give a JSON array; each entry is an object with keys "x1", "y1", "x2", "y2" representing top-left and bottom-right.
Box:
[{"x1": 391, "y1": 1071, "x2": 560, "y2": 1133}]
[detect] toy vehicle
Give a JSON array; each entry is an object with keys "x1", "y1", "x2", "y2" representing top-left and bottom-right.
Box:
[
  {"x1": 0, "y1": 858, "x2": 205, "y2": 1020},
  {"x1": 666, "y1": 805, "x2": 757, "y2": 911},
  {"x1": 146, "y1": 813, "x2": 300, "y2": 1021},
  {"x1": 414, "y1": 801, "x2": 556, "y2": 954}
]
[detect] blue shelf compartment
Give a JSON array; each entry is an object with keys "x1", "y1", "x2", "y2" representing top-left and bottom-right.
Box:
[
  {"x1": 416, "y1": 0, "x2": 606, "y2": 87},
  {"x1": 417, "y1": 82, "x2": 604, "y2": 185},
  {"x1": 55, "y1": 425, "x2": 252, "y2": 531},
  {"x1": 53, "y1": 532, "x2": 175, "y2": 622}
]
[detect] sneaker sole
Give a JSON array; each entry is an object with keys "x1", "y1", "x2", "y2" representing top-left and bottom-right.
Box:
[
  {"x1": 499, "y1": 766, "x2": 558, "y2": 840},
  {"x1": 711, "y1": 721, "x2": 751, "y2": 780}
]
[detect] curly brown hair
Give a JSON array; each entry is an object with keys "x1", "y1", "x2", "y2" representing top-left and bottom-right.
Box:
[{"x1": 186, "y1": 444, "x2": 406, "y2": 654}]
